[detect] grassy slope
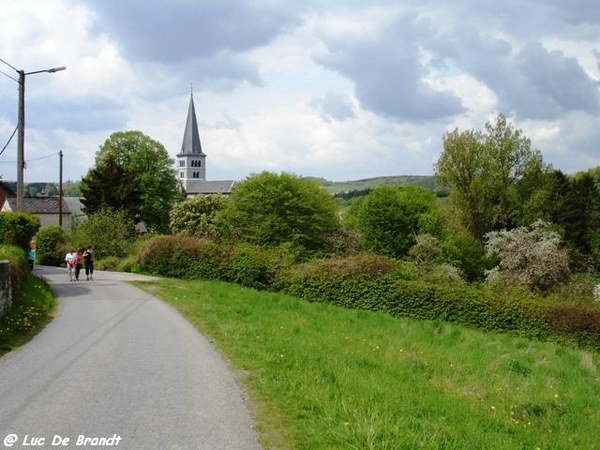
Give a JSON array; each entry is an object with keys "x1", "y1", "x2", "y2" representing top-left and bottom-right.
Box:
[
  {"x1": 0, "y1": 273, "x2": 56, "y2": 356},
  {"x1": 136, "y1": 278, "x2": 600, "y2": 450}
]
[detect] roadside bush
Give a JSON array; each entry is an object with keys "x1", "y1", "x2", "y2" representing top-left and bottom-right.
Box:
[
  {"x1": 223, "y1": 243, "x2": 296, "y2": 291},
  {"x1": 282, "y1": 253, "x2": 397, "y2": 309},
  {"x1": 70, "y1": 207, "x2": 135, "y2": 259},
  {"x1": 0, "y1": 244, "x2": 29, "y2": 296},
  {"x1": 136, "y1": 235, "x2": 231, "y2": 280},
  {"x1": 35, "y1": 225, "x2": 67, "y2": 266},
  {"x1": 0, "y1": 212, "x2": 40, "y2": 251}
]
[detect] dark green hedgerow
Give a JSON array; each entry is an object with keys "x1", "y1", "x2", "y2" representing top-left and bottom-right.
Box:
[
  {"x1": 282, "y1": 256, "x2": 599, "y2": 351},
  {"x1": 135, "y1": 235, "x2": 600, "y2": 351}
]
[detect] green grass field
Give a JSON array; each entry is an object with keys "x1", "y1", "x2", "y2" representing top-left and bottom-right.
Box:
[{"x1": 139, "y1": 278, "x2": 599, "y2": 450}]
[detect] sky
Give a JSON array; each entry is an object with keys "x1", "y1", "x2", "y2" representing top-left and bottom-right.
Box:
[{"x1": 0, "y1": 0, "x2": 599, "y2": 184}]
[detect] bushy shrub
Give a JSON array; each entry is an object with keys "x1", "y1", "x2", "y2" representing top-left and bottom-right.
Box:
[
  {"x1": 35, "y1": 225, "x2": 67, "y2": 266},
  {"x1": 70, "y1": 207, "x2": 135, "y2": 259},
  {"x1": 442, "y1": 231, "x2": 490, "y2": 282},
  {"x1": 485, "y1": 220, "x2": 570, "y2": 292},
  {"x1": 0, "y1": 212, "x2": 40, "y2": 251},
  {"x1": 169, "y1": 194, "x2": 229, "y2": 237},
  {"x1": 223, "y1": 243, "x2": 296, "y2": 291},
  {"x1": 215, "y1": 172, "x2": 341, "y2": 255},
  {"x1": 546, "y1": 305, "x2": 600, "y2": 349},
  {"x1": 345, "y1": 186, "x2": 443, "y2": 259},
  {"x1": 136, "y1": 235, "x2": 231, "y2": 280}
]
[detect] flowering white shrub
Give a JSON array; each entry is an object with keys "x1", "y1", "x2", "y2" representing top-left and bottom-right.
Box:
[
  {"x1": 484, "y1": 220, "x2": 570, "y2": 292},
  {"x1": 594, "y1": 284, "x2": 600, "y2": 303}
]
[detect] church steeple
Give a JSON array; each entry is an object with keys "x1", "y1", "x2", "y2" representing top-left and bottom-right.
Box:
[
  {"x1": 178, "y1": 89, "x2": 205, "y2": 157},
  {"x1": 177, "y1": 89, "x2": 207, "y2": 189}
]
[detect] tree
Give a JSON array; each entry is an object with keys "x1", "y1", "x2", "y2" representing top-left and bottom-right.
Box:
[
  {"x1": 83, "y1": 131, "x2": 181, "y2": 233},
  {"x1": 345, "y1": 185, "x2": 444, "y2": 259},
  {"x1": 35, "y1": 225, "x2": 67, "y2": 266},
  {"x1": 169, "y1": 194, "x2": 229, "y2": 238},
  {"x1": 80, "y1": 159, "x2": 142, "y2": 222},
  {"x1": 559, "y1": 173, "x2": 600, "y2": 266},
  {"x1": 484, "y1": 220, "x2": 570, "y2": 293},
  {"x1": 70, "y1": 207, "x2": 136, "y2": 259},
  {"x1": 214, "y1": 172, "x2": 340, "y2": 255},
  {"x1": 435, "y1": 114, "x2": 545, "y2": 241}
]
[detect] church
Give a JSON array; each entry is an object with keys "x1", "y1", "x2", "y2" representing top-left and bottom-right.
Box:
[{"x1": 176, "y1": 92, "x2": 235, "y2": 197}]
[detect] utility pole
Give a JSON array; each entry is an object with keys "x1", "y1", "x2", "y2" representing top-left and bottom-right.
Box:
[
  {"x1": 59, "y1": 150, "x2": 63, "y2": 227},
  {"x1": 15, "y1": 65, "x2": 66, "y2": 211},
  {"x1": 17, "y1": 70, "x2": 25, "y2": 211}
]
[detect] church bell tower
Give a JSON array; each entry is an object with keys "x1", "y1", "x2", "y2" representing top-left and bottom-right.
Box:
[{"x1": 177, "y1": 90, "x2": 206, "y2": 192}]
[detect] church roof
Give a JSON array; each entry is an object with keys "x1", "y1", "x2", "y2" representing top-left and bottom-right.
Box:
[
  {"x1": 177, "y1": 93, "x2": 206, "y2": 157},
  {"x1": 185, "y1": 180, "x2": 236, "y2": 195}
]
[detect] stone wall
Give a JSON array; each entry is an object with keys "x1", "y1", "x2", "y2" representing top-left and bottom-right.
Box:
[{"x1": 0, "y1": 260, "x2": 11, "y2": 318}]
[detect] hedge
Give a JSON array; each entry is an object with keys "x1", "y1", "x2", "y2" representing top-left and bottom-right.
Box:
[{"x1": 135, "y1": 235, "x2": 600, "y2": 351}]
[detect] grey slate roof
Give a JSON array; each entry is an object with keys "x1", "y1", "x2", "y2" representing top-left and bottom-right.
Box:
[
  {"x1": 177, "y1": 93, "x2": 205, "y2": 157},
  {"x1": 185, "y1": 180, "x2": 236, "y2": 195},
  {"x1": 3, "y1": 196, "x2": 82, "y2": 214}
]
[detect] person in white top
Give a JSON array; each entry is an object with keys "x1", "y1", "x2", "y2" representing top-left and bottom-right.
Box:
[{"x1": 64, "y1": 250, "x2": 78, "y2": 282}]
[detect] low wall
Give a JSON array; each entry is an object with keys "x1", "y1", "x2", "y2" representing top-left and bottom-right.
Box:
[{"x1": 0, "y1": 260, "x2": 11, "y2": 318}]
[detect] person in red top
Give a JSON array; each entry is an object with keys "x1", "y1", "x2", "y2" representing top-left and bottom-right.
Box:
[{"x1": 74, "y1": 248, "x2": 84, "y2": 281}]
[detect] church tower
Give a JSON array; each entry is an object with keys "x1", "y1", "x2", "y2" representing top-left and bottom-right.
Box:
[{"x1": 177, "y1": 91, "x2": 206, "y2": 192}]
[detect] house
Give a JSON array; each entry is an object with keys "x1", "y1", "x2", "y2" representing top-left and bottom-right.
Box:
[
  {"x1": 0, "y1": 182, "x2": 15, "y2": 208},
  {"x1": 1, "y1": 195, "x2": 84, "y2": 229},
  {"x1": 176, "y1": 91, "x2": 235, "y2": 197}
]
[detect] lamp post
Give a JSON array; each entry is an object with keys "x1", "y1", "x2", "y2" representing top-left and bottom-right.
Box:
[{"x1": 16, "y1": 65, "x2": 66, "y2": 211}]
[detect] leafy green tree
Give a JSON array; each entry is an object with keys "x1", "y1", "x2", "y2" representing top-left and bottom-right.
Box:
[
  {"x1": 70, "y1": 207, "x2": 135, "y2": 259},
  {"x1": 84, "y1": 130, "x2": 181, "y2": 233},
  {"x1": 435, "y1": 114, "x2": 545, "y2": 241},
  {"x1": 345, "y1": 185, "x2": 444, "y2": 259},
  {"x1": 214, "y1": 172, "x2": 340, "y2": 255},
  {"x1": 35, "y1": 225, "x2": 67, "y2": 266},
  {"x1": 169, "y1": 194, "x2": 229, "y2": 237}
]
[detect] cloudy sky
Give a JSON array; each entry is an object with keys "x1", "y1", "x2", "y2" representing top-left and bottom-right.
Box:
[{"x1": 0, "y1": 0, "x2": 599, "y2": 184}]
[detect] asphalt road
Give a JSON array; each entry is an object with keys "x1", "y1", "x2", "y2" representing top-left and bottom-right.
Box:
[{"x1": 0, "y1": 266, "x2": 261, "y2": 450}]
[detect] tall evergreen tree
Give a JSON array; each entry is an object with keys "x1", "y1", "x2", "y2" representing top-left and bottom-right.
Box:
[
  {"x1": 80, "y1": 159, "x2": 142, "y2": 222},
  {"x1": 561, "y1": 173, "x2": 600, "y2": 258}
]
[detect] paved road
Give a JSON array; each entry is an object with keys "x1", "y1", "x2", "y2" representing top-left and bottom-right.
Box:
[{"x1": 0, "y1": 266, "x2": 261, "y2": 450}]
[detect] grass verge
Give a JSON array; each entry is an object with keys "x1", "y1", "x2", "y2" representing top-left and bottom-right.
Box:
[
  {"x1": 135, "y1": 277, "x2": 600, "y2": 450},
  {"x1": 0, "y1": 272, "x2": 56, "y2": 356}
]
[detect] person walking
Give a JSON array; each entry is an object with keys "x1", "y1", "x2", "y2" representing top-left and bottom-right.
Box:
[
  {"x1": 75, "y1": 248, "x2": 84, "y2": 281},
  {"x1": 83, "y1": 245, "x2": 95, "y2": 281},
  {"x1": 65, "y1": 249, "x2": 77, "y2": 282}
]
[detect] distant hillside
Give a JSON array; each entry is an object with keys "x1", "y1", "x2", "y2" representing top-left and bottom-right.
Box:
[{"x1": 307, "y1": 175, "x2": 444, "y2": 195}]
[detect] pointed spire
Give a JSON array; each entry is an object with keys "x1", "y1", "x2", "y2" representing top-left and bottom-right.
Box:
[{"x1": 178, "y1": 90, "x2": 205, "y2": 156}]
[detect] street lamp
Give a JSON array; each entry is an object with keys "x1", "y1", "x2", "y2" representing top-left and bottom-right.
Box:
[{"x1": 16, "y1": 65, "x2": 66, "y2": 211}]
